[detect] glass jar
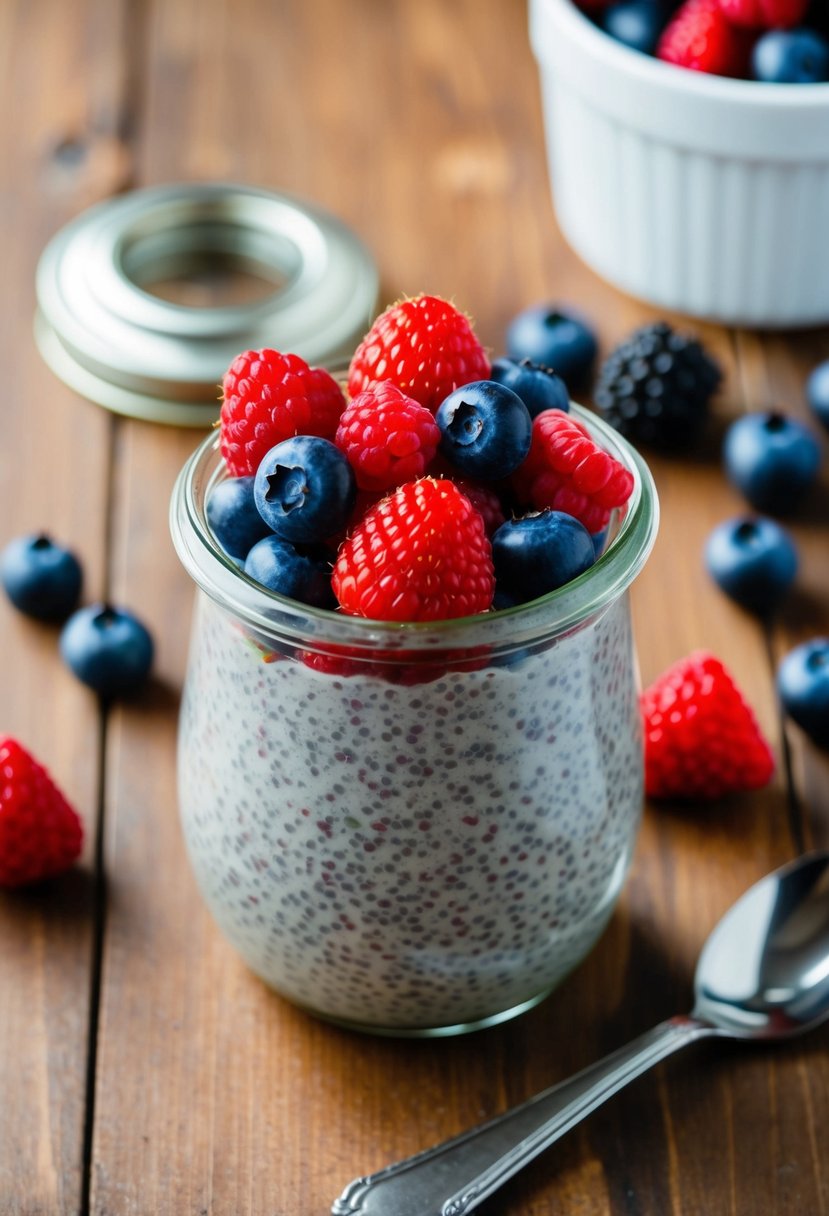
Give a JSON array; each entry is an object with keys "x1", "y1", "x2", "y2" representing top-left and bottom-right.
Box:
[{"x1": 170, "y1": 406, "x2": 658, "y2": 1036}]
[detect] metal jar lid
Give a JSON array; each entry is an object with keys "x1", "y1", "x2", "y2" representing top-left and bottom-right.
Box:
[{"x1": 34, "y1": 182, "x2": 379, "y2": 427}]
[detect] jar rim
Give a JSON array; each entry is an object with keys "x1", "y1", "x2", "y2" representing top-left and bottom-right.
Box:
[{"x1": 169, "y1": 403, "x2": 659, "y2": 654}]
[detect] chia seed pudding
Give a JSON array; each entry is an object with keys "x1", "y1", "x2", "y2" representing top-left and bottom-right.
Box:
[{"x1": 171, "y1": 409, "x2": 658, "y2": 1035}]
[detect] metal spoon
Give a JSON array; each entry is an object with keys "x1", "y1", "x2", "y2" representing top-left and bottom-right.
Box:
[{"x1": 333, "y1": 850, "x2": 829, "y2": 1216}]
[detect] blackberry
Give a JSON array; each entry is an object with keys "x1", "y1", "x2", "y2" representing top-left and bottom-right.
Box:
[{"x1": 594, "y1": 322, "x2": 721, "y2": 448}]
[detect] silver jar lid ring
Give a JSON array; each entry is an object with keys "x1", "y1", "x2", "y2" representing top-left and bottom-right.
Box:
[{"x1": 35, "y1": 182, "x2": 379, "y2": 427}]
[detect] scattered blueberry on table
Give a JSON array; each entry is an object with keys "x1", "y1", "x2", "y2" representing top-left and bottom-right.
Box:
[
  {"x1": 806, "y1": 358, "x2": 829, "y2": 431},
  {"x1": 704, "y1": 516, "x2": 799, "y2": 615},
  {"x1": 722, "y1": 410, "x2": 821, "y2": 515},
  {"x1": 60, "y1": 603, "x2": 154, "y2": 699},
  {"x1": 0, "y1": 533, "x2": 82, "y2": 621},
  {"x1": 505, "y1": 303, "x2": 598, "y2": 393},
  {"x1": 777, "y1": 638, "x2": 829, "y2": 749}
]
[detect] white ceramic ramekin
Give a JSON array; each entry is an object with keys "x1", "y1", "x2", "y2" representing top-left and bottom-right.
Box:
[{"x1": 530, "y1": 0, "x2": 829, "y2": 327}]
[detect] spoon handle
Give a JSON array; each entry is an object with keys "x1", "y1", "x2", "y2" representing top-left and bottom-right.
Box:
[{"x1": 333, "y1": 1015, "x2": 714, "y2": 1216}]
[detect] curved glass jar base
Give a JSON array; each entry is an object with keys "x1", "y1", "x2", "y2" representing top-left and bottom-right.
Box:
[{"x1": 305, "y1": 986, "x2": 563, "y2": 1039}]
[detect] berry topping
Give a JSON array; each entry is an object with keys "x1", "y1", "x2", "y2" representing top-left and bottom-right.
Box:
[
  {"x1": 347, "y1": 295, "x2": 491, "y2": 413},
  {"x1": 491, "y1": 511, "x2": 596, "y2": 604},
  {"x1": 0, "y1": 737, "x2": 83, "y2": 887},
  {"x1": 512, "y1": 409, "x2": 635, "y2": 533},
  {"x1": 0, "y1": 533, "x2": 82, "y2": 622},
  {"x1": 220, "y1": 349, "x2": 346, "y2": 477},
  {"x1": 718, "y1": 0, "x2": 809, "y2": 27},
  {"x1": 641, "y1": 651, "x2": 775, "y2": 800},
  {"x1": 244, "y1": 536, "x2": 335, "y2": 608},
  {"x1": 594, "y1": 321, "x2": 722, "y2": 448},
  {"x1": 657, "y1": 0, "x2": 753, "y2": 75},
  {"x1": 505, "y1": 304, "x2": 597, "y2": 393},
  {"x1": 206, "y1": 476, "x2": 273, "y2": 561},
  {"x1": 60, "y1": 604, "x2": 154, "y2": 699},
  {"x1": 332, "y1": 478, "x2": 495, "y2": 621},
  {"x1": 751, "y1": 27, "x2": 829, "y2": 81},
  {"x1": 335, "y1": 381, "x2": 441, "y2": 492},
  {"x1": 436, "y1": 380, "x2": 532, "y2": 480},
  {"x1": 253, "y1": 435, "x2": 357, "y2": 544},
  {"x1": 445, "y1": 477, "x2": 507, "y2": 537},
  {"x1": 722, "y1": 410, "x2": 821, "y2": 515},
  {"x1": 777, "y1": 638, "x2": 829, "y2": 749},
  {"x1": 490, "y1": 357, "x2": 570, "y2": 418},
  {"x1": 704, "y1": 516, "x2": 798, "y2": 615}
]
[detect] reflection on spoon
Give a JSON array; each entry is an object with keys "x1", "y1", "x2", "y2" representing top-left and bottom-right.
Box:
[{"x1": 334, "y1": 851, "x2": 829, "y2": 1216}]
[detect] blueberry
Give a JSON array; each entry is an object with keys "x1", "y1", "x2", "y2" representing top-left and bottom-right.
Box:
[
  {"x1": 591, "y1": 526, "x2": 610, "y2": 559},
  {"x1": 777, "y1": 638, "x2": 829, "y2": 750},
  {"x1": 505, "y1": 304, "x2": 598, "y2": 393},
  {"x1": 244, "y1": 536, "x2": 335, "y2": 609},
  {"x1": 490, "y1": 357, "x2": 570, "y2": 418},
  {"x1": 602, "y1": 0, "x2": 668, "y2": 55},
  {"x1": 253, "y1": 436, "x2": 356, "y2": 544},
  {"x1": 436, "y1": 381, "x2": 532, "y2": 480},
  {"x1": 207, "y1": 476, "x2": 272, "y2": 561},
  {"x1": 0, "y1": 533, "x2": 82, "y2": 621},
  {"x1": 806, "y1": 359, "x2": 829, "y2": 431},
  {"x1": 491, "y1": 511, "x2": 596, "y2": 604},
  {"x1": 752, "y1": 29, "x2": 829, "y2": 84},
  {"x1": 723, "y1": 411, "x2": 821, "y2": 515},
  {"x1": 704, "y1": 516, "x2": 798, "y2": 616},
  {"x1": 60, "y1": 604, "x2": 154, "y2": 699}
]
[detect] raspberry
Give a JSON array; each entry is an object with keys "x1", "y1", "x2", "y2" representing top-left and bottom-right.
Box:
[
  {"x1": 449, "y1": 478, "x2": 506, "y2": 537},
  {"x1": 641, "y1": 652, "x2": 775, "y2": 800},
  {"x1": 347, "y1": 295, "x2": 491, "y2": 414},
  {"x1": 332, "y1": 478, "x2": 495, "y2": 621},
  {"x1": 512, "y1": 410, "x2": 634, "y2": 534},
  {"x1": 657, "y1": 0, "x2": 754, "y2": 75},
  {"x1": 0, "y1": 737, "x2": 83, "y2": 887},
  {"x1": 717, "y1": 0, "x2": 807, "y2": 27},
  {"x1": 220, "y1": 349, "x2": 346, "y2": 477},
  {"x1": 335, "y1": 381, "x2": 441, "y2": 492}
]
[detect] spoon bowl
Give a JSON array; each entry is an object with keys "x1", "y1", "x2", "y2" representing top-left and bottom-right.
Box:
[{"x1": 334, "y1": 851, "x2": 829, "y2": 1216}]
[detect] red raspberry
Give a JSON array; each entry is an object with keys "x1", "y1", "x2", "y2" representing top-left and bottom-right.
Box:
[
  {"x1": 447, "y1": 477, "x2": 506, "y2": 537},
  {"x1": 657, "y1": 0, "x2": 754, "y2": 75},
  {"x1": 512, "y1": 409, "x2": 634, "y2": 534},
  {"x1": 717, "y1": 0, "x2": 807, "y2": 26},
  {"x1": 641, "y1": 652, "x2": 775, "y2": 800},
  {"x1": 347, "y1": 295, "x2": 491, "y2": 414},
  {"x1": 332, "y1": 478, "x2": 495, "y2": 621},
  {"x1": 0, "y1": 737, "x2": 83, "y2": 887},
  {"x1": 220, "y1": 349, "x2": 346, "y2": 477},
  {"x1": 335, "y1": 381, "x2": 441, "y2": 492}
]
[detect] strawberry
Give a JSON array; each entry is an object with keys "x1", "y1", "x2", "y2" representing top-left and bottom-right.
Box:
[
  {"x1": 641, "y1": 652, "x2": 775, "y2": 800},
  {"x1": 657, "y1": 0, "x2": 754, "y2": 75},
  {"x1": 347, "y1": 295, "x2": 491, "y2": 414},
  {"x1": 220, "y1": 349, "x2": 346, "y2": 477},
  {"x1": 717, "y1": 0, "x2": 808, "y2": 27},
  {"x1": 335, "y1": 381, "x2": 441, "y2": 492},
  {"x1": 0, "y1": 737, "x2": 83, "y2": 887},
  {"x1": 512, "y1": 409, "x2": 634, "y2": 534},
  {"x1": 332, "y1": 478, "x2": 495, "y2": 622}
]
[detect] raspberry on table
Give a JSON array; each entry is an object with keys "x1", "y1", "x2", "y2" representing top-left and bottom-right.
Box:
[
  {"x1": 347, "y1": 295, "x2": 491, "y2": 414},
  {"x1": 717, "y1": 0, "x2": 808, "y2": 27},
  {"x1": 332, "y1": 478, "x2": 495, "y2": 622},
  {"x1": 512, "y1": 409, "x2": 634, "y2": 535},
  {"x1": 641, "y1": 651, "x2": 775, "y2": 800},
  {"x1": 220, "y1": 349, "x2": 346, "y2": 477},
  {"x1": 335, "y1": 381, "x2": 441, "y2": 492},
  {"x1": 657, "y1": 0, "x2": 754, "y2": 75},
  {"x1": 0, "y1": 737, "x2": 83, "y2": 887}
]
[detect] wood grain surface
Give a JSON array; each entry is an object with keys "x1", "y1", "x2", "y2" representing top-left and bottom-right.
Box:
[{"x1": 1, "y1": 1, "x2": 827, "y2": 1214}]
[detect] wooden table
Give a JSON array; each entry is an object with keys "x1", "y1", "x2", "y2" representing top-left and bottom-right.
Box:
[{"x1": 2, "y1": 2, "x2": 828, "y2": 1213}]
